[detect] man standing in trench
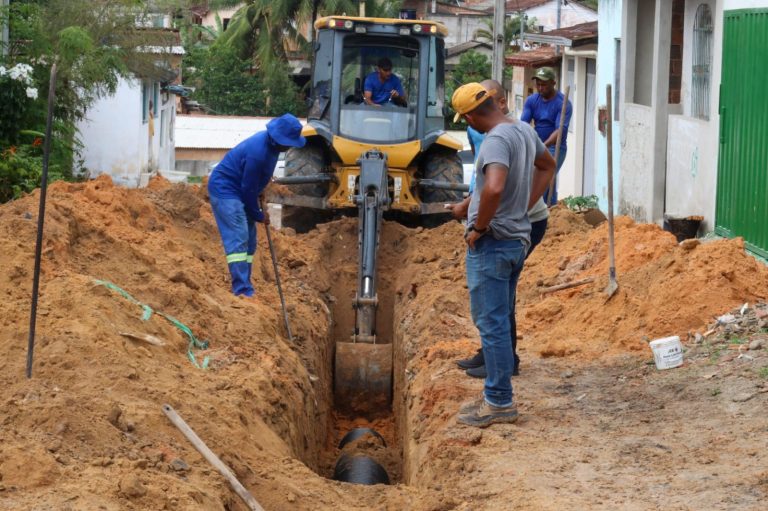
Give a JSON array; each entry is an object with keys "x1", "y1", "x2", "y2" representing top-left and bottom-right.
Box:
[
  {"x1": 208, "y1": 113, "x2": 306, "y2": 297},
  {"x1": 521, "y1": 67, "x2": 572, "y2": 205},
  {"x1": 451, "y1": 83, "x2": 556, "y2": 427},
  {"x1": 447, "y1": 79, "x2": 550, "y2": 380}
]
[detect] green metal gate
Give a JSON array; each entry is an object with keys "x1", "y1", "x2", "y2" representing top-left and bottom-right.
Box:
[{"x1": 716, "y1": 9, "x2": 768, "y2": 257}]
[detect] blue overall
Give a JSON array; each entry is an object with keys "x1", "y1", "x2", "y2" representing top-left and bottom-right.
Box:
[{"x1": 208, "y1": 131, "x2": 279, "y2": 296}]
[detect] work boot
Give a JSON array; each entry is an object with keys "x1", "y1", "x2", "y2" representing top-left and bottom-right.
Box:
[
  {"x1": 457, "y1": 349, "x2": 484, "y2": 370},
  {"x1": 458, "y1": 396, "x2": 485, "y2": 414},
  {"x1": 458, "y1": 400, "x2": 519, "y2": 428},
  {"x1": 466, "y1": 363, "x2": 519, "y2": 379}
]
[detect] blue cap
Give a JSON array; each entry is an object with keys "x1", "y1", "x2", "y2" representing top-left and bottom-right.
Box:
[{"x1": 266, "y1": 113, "x2": 306, "y2": 148}]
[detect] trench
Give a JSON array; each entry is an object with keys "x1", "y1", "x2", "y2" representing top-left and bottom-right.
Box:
[{"x1": 293, "y1": 219, "x2": 413, "y2": 486}]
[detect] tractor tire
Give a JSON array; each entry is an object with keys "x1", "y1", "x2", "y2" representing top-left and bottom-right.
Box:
[
  {"x1": 420, "y1": 149, "x2": 464, "y2": 204},
  {"x1": 281, "y1": 143, "x2": 334, "y2": 233},
  {"x1": 419, "y1": 148, "x2": 464, "y2": 228}
]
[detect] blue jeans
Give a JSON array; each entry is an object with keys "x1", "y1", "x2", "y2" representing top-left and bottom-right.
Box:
[
  {"x1": 209, "y1": 195, "x2": 257, "y2": 297},
  {"x1": 509, "y1": 217, "x2": 548, "y2": 370},
  {"x1": 543, "y1": 146, "x2": 567, "y2": 205},
  {"x1": 466, "y1": 236, "x2": 526, "y2": 407}
]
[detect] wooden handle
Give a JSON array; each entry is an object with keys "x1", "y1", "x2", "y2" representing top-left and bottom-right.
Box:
[{"x1": 162, "y1": 404, "x2": 265, "y2": 511}]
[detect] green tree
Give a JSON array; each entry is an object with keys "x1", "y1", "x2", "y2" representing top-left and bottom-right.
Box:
[
  {"x1": 473, "y1": 15, "x2": 539, "y2": 50},
  {"x1": 445, "y1": 51, "x2": 491, "y2": 127},
  {"x1": 211, "y1": 0, "x2": 401, "y2": 68},
  {"x1": 192, "y1": 44, "x2": 305, "y2": 116}
]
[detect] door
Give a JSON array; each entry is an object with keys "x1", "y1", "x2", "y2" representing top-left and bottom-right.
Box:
[
  {"x1": 716, "y1": 9, "x2": 768, "y2": 257},
  {"x1": 582, "y1": 58, "x2": 597, "y2": 196}
]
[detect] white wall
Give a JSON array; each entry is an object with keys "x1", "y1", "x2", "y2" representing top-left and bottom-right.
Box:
[
  {"x1": 78, "y1": 77, "x2": 175, "y2": 188},
  {"x1": 525, "y1": 2, "x2": 598, "y2": 31},
  {"x1": 664, "y1": 116, "x2": 718, "y2": 229},
  {"x1": 78, "y1": 80, "x2": 145, "y2": 187},
  {"x1": 201, "y1": 5, "x2": 241, "y2": 30},
  {"x1": 596, "y1": 0, "x2": 623, "y2": 214},
  {"x1": 431, "y1": 15, "x2": 490, "y2": 47},
  {"x1": 619, "y1": 104, "x2": 654, "y2": 219}
]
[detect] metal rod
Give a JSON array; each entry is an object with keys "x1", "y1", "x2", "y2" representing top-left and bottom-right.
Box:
[
  {"x1": 261, "y1": 199, "x2": 293, "y2": 342},
  {"x1": 26, "y1": 62, "x2": 58, "y2": 379},
  {"x1": 548, "y1": 85, "x2": 570, "y2": 207},
  {"x1": 418, "y1": 179, "x2": 470, "y2": 192},
  {"x1": 273, "y1": 174, "x2": 336, "y2": 185},
  {"x1": 162, "y1": 405, "x2": 265, "y2": 511},
  {"x1": 606, "y1": 84, "x2": 618, "y2": 293}
]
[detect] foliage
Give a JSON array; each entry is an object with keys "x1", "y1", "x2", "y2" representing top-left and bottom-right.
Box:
[
  {"x1": 444, "y1": 51, "x2": 491, "y2": 128},
  {"x1": 191, "y1": 45, "x2": 305, "y2": 116},
  {"x1": 212, "y1": 0, "x2": 401, "y2": 69},
  {"x1": 474, "y1": 15, "x2": 539, "y2": 50},
  {"x1": 0, "y1": 143, "x2": 67, "y2": 202},
  {"x1": 563, "y1": 195, "x2": 599, "y2": 212}
]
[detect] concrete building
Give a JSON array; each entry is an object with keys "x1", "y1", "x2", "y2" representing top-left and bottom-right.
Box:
[
  {"x1": 617, "y1": 0, "x2": 768, "y2": 255},
  {"x1": 76, "y1": 31, "x2": 183, "y2": 188}
]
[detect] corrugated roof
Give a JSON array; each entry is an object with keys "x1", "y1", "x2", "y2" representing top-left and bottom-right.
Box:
[
  {"x1": 505, "y1": 46, "x2": 561, "y2": 67},
  {"x1": 524, "y1": 20, "x2": 598, "y2": 47},
  {"x1": 176, "y1": 115, "x2": 303, "y2": 149},
  {"x1": 447, "y1": 40, "x2": 492, "y2": 58},
  {"x1": 504, "y1": 0, "x2": 550, "y2": 12}
]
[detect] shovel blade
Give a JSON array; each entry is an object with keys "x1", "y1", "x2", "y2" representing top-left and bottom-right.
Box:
[
  {"x1": 604, "y1": 278, "x2": 618, "y2": 299},
  {"x1": 334, "y1": 342, "x2": 393, "y2": 416}
]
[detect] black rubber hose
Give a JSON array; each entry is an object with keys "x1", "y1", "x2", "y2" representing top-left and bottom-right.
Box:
[{"x1": 332, "y1": 454, "x2": 390, "y2": 485}]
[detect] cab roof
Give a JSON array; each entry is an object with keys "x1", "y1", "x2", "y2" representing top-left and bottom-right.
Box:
[{"x1": 314, "y1": 16, "x2": 449, "y2": 37}]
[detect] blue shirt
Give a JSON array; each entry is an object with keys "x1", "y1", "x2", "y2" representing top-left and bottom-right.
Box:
[
  {"x1": 207, "y1": 131, "x2": 279, "y2": 222},
  {"x1": 466, "y1": 126, "x2": 485, "y2": 193},
  {"x1": 520, "y1": 91, "x2": 573, "y2": 150},
  {"x1": 363, "y1": 71, "x2": 404, "y2": 105}
]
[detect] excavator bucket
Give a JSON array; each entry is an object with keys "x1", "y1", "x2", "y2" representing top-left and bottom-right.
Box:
[{"x1": 334, "y1": 342, "x2": 393, "y2": 415}]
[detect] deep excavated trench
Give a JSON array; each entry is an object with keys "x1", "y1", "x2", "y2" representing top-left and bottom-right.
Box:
[{"x1": 310, "y1": 219, "x2": 409, "y2": 485}]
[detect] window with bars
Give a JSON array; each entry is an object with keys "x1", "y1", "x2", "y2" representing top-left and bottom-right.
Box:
[{"x1": 692, "y1": 4, "x2": 713, "y2": 120}]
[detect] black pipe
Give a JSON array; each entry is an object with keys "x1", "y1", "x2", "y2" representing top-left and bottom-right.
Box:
[
  {"x1": 338, "y1": 427, "x2": 387, "y2": 449},
  {"x1": 26, "y1": 62, "x2": 58, "y2": 379},
  {"x1": 332, "y1": 453, "x2": 390, "y2": 485}
]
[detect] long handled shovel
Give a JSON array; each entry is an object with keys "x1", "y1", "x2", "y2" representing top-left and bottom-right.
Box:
[
  {"x1": 261, "y1": 199, "x2": 294, "y2": 342},
  {"x1": 604, "y1": 84, "x2": 619, "y2": 299},
  {"x1": 547, "y1": 85, "x2": 571, "y2": 206}
]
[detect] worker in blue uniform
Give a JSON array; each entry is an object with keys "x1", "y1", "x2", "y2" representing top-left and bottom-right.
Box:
[{"x1": 207, "y1": 113, "x2": 306, "y2": 297}]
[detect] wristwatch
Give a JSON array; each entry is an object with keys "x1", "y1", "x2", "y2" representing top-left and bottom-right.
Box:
[{"x1": 469, "y1": 225, "x2": 489, "y2": 234}]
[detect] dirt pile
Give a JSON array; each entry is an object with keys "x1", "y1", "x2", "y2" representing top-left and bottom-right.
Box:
[
  {"x1": 1, "y1": 177, "x2": 767, "y2": 510},
  {"x1": 516, "y1": 207, "x2": 768, "y2": 359}
]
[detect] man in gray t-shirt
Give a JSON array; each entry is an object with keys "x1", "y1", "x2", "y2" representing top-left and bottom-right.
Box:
[{"x1": 451, "y1": 82, "x2": 555, "y2": 428}]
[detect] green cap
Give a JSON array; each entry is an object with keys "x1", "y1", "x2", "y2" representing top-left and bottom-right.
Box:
[{"x1": 532, "y1": 67, "x2": 557, "y2": 82}]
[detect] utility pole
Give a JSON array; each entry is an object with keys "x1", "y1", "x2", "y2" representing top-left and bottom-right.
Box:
[
  {"x1": 491, "y1": 0, "x2": 505, "y2": 82},
  {"x1": 519, "y1": 11, "x2": 525, "y2": 49},
  {"x1": 2, "y1": 0, "x2": 9, "y2": 57},
  {"x1": 555, "y1": 0, "x2": 562, "y2": 55}
]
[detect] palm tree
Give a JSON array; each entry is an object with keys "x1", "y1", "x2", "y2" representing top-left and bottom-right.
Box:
[
  {"x1": 474, "y1": 15, "x2": 538, "y2": 50},
  {"x1": 212, "y1": 0, "x2": 402, "y2": 69}
]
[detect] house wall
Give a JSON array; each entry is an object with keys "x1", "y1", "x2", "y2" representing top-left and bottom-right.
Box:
[
  {"x1": 200, "y1": 5, "x2": 241, "y2": 30},
  {"x1": 664, "y1": 0, "x2": 719, "y2": 232},
  {"x1": 78, "y1": 80, "x2": 145, "y2": 187},
  {"x1": 430, "y1": 15, "x2": 490, "y2": 47},
  {"x1": 619, "y1": 0, "x2": 672, "y2": 224},
  {"x1": 78, "y1": 77, "x2": 175, "y2": 188},
  {"x1": 524, "y1": 2, "x2": 598, "y2": 31},
  {"x1": 596, "y1": 0, "x2": 623, "y2": 213},
  {"x1": 557, "y1": 48, "x2": 597, "y2": 202}
]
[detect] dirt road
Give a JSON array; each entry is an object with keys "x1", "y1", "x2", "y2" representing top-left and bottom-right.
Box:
[{"x1": 0, "y1": 177, "x2": 766, "y2": 510}]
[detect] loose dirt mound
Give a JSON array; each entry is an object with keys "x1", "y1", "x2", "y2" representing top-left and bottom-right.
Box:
[{"x1": 518, "y1": 208, "x2": 768, "y2": 359}]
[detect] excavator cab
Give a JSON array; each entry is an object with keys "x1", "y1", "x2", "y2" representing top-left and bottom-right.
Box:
[{"x1": 269, "y1": 17, "x2": 466, "y2": 417}]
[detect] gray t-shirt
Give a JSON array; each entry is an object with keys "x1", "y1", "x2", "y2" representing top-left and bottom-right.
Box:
[{"x1": 468, "y1": 121, "x2": 547, "y2": 243}]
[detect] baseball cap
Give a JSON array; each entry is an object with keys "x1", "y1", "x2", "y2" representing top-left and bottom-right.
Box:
[
  {"x1": 532, "y1": 67, "x2": 557, "y2": 82},
  {"x1": 451, "y1": 83, "x2": 497, "y2": 122},
  {"x1": 266, "y1": 113, "x2": 306, "y2": 148}
]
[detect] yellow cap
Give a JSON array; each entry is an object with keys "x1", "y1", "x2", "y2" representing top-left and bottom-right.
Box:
[{"x1": 451, "y1": 83, "x2": 496, "y2": 122}]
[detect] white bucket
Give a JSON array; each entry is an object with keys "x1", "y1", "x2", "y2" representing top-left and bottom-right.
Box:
[{"x1": 649, "y1": 336, "x2": 684, "y2": 370}]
